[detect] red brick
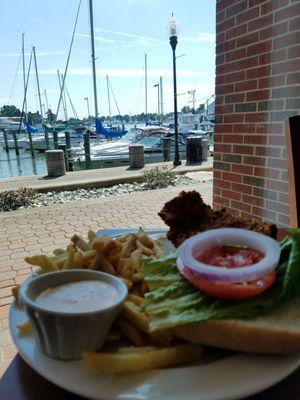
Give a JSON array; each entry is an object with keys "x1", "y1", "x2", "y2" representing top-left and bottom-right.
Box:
[
  {"x1": 260, "y1": 21, "x2": 288, "y2": 40},
  {"x1": 246, "y1": 90, "x2": 270, "y2": 101},
  {"x1": 289, "y1": 16, "x2": 300, "y2": 32},
  {"x1": 236, "y1": 32, "x2": 259, "y2": 47},
  {"x1": 244, "y1": 134, "x2": 268, "y2": 145},
  {"x1": 268, "y1": 158, "x2": 287, "y2": 169},
  {"x1": 248, "y1": 15, "x2": 274, "y2": 32},
  {"x1": 245, "y1": 113, "x2": 269, "y2": 123},
  {"x1": 242, "y1": 194, "x2": 265, "y2": 207},
  {"x1": 246, "y1": 65, "x2": 271, "y2": 79},
  {"x1": 256, "y1": 123, "x2": 283, "y2": 134},
  {"x1": 222, "y1": 189, "x2": 242, "y2": 201},
  {"x1": 244, "y1": 156, "x2": 266, "y2": 166},
  {"x1": 261, "y1": 0, "x2": 289, "y2": 15},
  {"x1": 233, "y1": 124, "x2": 255, "y2": 133},
  {"x1": 266, "y1": 200, "x2": 289, "y2": 215},
  {"x1": 222, "y1": 134, "x2": 244, "y2": 143},
  {"x1": 225, "y1": 48, "x2": 247, "y2": 62},
  {"x1": 252, "y1": 206, "x2": 277, "y2": 221},
  {"x1": 231, "y1": 183, "x2": 253, "y2": 194},
  {"x1": 279, "y1": 192, "x2": 289, "y2": 203},
  {"x1": 215, "y1": 104, "x2": 234, "y2": 114},
  {"x1": 278, "y1": 213, "x2": 290, "y2": 227},
  {"x1": 225, "y1": 93, "x2": 245, "y2": 103},
  {"x1": 236, "y1": 7, "x2": 259, "y2": 25},
  {"x1": 224, "y1": 114, "x2": 244, "y2": 123},
  {"x1": 226, "y1": 24, "x2": 247, "y2": 40},
  {"x1": 255, "y1": 146, "x2": 281, "y2": 158},
  {"x1": 272, "y1": 59, "x2": 300, "y2": 75},
  {"x1": 225, "y1": 0, "x2": 247, "y2": 18},
  {"x1": 231, "y1": 164, "x2": 254, "y2": 175},
  {"x1": 216, "y1": 83, "x2": 235, "y2": 95},
  {"x1": 274, "y1": 31, "x2": 300, "y2": 50},
  {"x1": 214, "y1": 178, "x2": 231, "y2": 190},
  {"x1": 215, "y1": 124, "x2": 233, "y2": 134},
  {"x1": 214, "y1": 143, "x2": 232, "y2": 153},
  {"x1": 259, "y1": 49, "x2": 286, "y2": 65},
  {"x1": 217, "y1": 56, "x2": 258, "y2": 75},
  {"x1": 254, "y1": 167, "x2": 280, "y2": 180},
  {"x1": 269, "y1": 135, "x2": 285, "y2": 146},
  {"x1": 224, "y1": 70, "x2": 246, "y2": 84},
  {"x1": 235, "y1": 79, "x2": 257, "y2": 92},
  {"x1": 222, "y1": 172, "x2": 242, "y2": 183},
  {"x1": 247, "y1": 41, "x2": 272, "y2": 57},
  {"x1": 217, "y1": 0, "x2": 236, "y2": 13},
  {"x1": 266, "y1": 179, "x2": 288, "y2": 192},
  {"x1": 275, "y1": 3, "x2": 300, "y2": 23},
  {"x1": 233, "y1": 145, "x2": 254, "y2": 155},
  {"x1": 287, "y1": 46, "x2": 300, "y2": 59},
  {"x1": 214, "y1": 196, "x2": 230, "y2": 207},
  {"x1": 217, "y1": 16, "x2": 236, "y2": 34},
  {"x1": 287, "y1": 73, "x2": 300, "y2": 85},
  {"x1": 214, "y1": 170, "x2": 222, "y2": 179},
  {"x1": 231, "y1": 200, "x2": 252, "y2": 213},
  {"x1": 216, "y1": 39, "x2": 236, "y2": 54},
  {"x1": 258, "y1": 75, "x2": 285, "y2": 88}
]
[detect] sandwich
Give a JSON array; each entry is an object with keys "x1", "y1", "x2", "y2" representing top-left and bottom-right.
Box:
[{"x1": 140, "y1": 191, "x2": 300, "y2": 354}]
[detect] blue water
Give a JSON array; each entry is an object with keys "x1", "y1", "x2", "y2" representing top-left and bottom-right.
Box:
[{"x1": 0, "y1": 149, "x2": 47, "y2": 179}]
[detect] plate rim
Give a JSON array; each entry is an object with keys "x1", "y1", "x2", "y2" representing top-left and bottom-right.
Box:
[{"x1": 9, "y1": 227, "x2": 300, "y2": 400}]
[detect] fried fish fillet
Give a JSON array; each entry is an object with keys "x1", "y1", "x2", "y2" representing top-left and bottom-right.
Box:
[{"x1": 158, "y1": 191, "x2": 277, "y2": 247}]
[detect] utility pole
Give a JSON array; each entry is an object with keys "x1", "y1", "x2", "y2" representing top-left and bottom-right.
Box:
[{"x1": 188, "y1": 89, "x2": 196, "y2": 111}]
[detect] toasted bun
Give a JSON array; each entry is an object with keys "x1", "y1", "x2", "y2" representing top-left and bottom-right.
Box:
[{"x1": 173, "y1": 297, "x2": 300, "y2": 354}]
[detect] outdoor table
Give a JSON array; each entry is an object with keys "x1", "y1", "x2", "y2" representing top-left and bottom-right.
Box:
[{"x1": 1, "y1": 228, "x2": 300, "y2": 400}]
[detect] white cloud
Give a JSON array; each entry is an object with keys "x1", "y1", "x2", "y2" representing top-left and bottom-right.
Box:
[
  {"x1": 38, "y1": 68, "x2": 205, "y2": 78},
  {"x1": 0, "y1": 50, "x2": 67, "y2": 58},
  {"x1": 94, "y1": 28, "x2": 158, "y2": 44},
  {"x1": 181, "y1": 32, "x2": 215, "y2": 44},
  {"x1": 75, "y1": 33, "x2": 115, "y2": 44}
]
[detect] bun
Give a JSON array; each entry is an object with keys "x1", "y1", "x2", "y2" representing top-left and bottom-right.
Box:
[{"x1": 173, "y1": 297, "x2": 300, "y2": 354}]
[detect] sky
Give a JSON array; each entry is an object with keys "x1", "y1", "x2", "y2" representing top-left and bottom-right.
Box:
[{"x1": 0, "y1": 0, "x2": 216, "y2": 120}]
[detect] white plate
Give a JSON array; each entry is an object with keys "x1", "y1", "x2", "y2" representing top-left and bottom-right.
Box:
[{"x1": 9, "y1": 228, "x2": 300, "y2": 400}]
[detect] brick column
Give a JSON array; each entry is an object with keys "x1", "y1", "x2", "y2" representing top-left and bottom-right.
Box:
[{"x1": 214, "y1": 0, "x2": 300, "y2": 226}]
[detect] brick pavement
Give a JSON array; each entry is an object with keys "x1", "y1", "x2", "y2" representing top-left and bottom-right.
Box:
[{"x1": 0, "y1": 182, "x2": 212, "y2": 376}]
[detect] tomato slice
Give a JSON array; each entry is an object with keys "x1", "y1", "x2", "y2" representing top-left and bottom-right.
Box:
[{"x1": 181, "y1": 268, "x2": 276, "y2": 300}]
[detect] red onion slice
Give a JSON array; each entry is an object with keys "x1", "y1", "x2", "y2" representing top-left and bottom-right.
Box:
[{"x1": 178, "y1": 228, "x2": 280, "y2": 284}]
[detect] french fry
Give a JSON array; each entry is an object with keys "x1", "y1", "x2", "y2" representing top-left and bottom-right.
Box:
[
  {"x1": 120, "y1": 278, "x2": 133, "y2": 289},
  {"x1": 130, "y1": 248, "x2": 142, "y2": 272},
  {"x1": 91, "y1": 235, "x2": 110, "y2": 252},
  {"x1": 71, "y1": 234, "x2": 92, "y2": 251},
  {"x1": 25, "y1": 255, "x2": 58, "y2": 273},
  {"x1": 81, "y1": 250, "x2": 97, "y2": 260},
  {"x1": 83, "y1": 344, "x2": 203, "y2": 373},
  {"x1": 17, "y1": 320, "x2": 32, "y2": 334},
  {"x1": 52, "y1": 248, "x2": 67, "y2": 256},
  {"x1": 120, "y1": 234, "x2": 136, "y2": 258},
  {"x1": 90, "y1": 252, "x2": 115, "y2": 274},
  {"x1": 114, "y1": 318, "x2": 145, "y2": 347},
  {"x1": 87, "y1": 230, "x2": 96, "y2": 243},
  {"x1": 63, "y1": 248, "x2": 76, "y2": 269},
  {"x1": 128, "y1": 294, "x2": 144, "y2": 307},
  {"x1": 117, "y1": 346, "x2": 156, "y2": 353},
  {"x1": 136, "y1": 240, "x2": 154, "y2": 257},
  {"x1": 120, "y1": 301, "x2": 149, "y2": 333}
]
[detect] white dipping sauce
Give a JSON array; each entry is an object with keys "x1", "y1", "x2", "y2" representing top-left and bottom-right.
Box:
[{"x1": 36, "y1": 280, "x2": 119, "y2": 313}]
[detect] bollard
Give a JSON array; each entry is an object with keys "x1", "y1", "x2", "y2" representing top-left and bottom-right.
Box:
[
  {"x1": 129, "y1": 145, "x2": 144, "y2": 168},
  {"x1": 83, "y1": 132, "x2": 91, "y2": 169},
  {"x1": 44, "y1": 130, "x2": 50, "y2": 150},
  {"x1": 65, "y1": 131, "x2": 73, "y2": 171},
  {"x1": 45, "y1": 149, "x2": 66, "y2": 176},
  {"x1": 186, "y1": 136, "x2": 203, "y2": 165},
  {"x1": 12, "y1": 130, "x2": 19, "y2": 156},
  {"x1": 27, "y1": 130, "x2": 34, "y2": 157},
  {"x1": 65, "y1": 130, "x2": 71, "y2": 150},
  {"x1": 3, "y1": 129, "x2": 9, "y2": 153},
  {"x1": 53, "y1": 130, "x2": 59, "y2": 149},
  {"x1": 201, "y1": 139, "x2": 209, "y2": 162},
  {"x1": 162, "y1": 137, "x2": 171, "y2": 162},
  {"x1": 58, "y1": 144, "x2": 69, "y2": 172}
]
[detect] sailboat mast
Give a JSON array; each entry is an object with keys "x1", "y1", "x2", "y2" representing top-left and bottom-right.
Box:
[
  {"x1": 32, "y1": 46, "x2": 43, "y2": 121},
  {"x1": 22, "y1": 33, "x2": 28, "y2": 122},
  {"x1": 88, "y1": 0, "x2": 98, "y2": 119},
  {"x1": 145, "y1": 53, "x2": 147, "y2": 123},
  {"x1": 57, "y1": 70, "x2": 68, "y2": 121},
  {"x1": 61, "y1": 72, "x2": 68, "y2": 121},
  {"x1": 106, "y1": 75, "x2": 112, "y2": 122},
  {"x1": 160, "y1": 76, "x2": 163, "y2": 121}
]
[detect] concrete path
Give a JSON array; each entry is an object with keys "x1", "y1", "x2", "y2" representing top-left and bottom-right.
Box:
[
  {"x1": 0, "y1": 159, "x2": 212, "y2": 193},
  {"x1": 0, "y1": 181, "x2": 212, "y2": 376}
]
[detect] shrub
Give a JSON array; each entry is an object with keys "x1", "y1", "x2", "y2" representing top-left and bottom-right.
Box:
[
  {"x1": 143, "y1": 167, "x2": 177, "y2": 189},
  {"x1": 0, "y1": 187, "x2": 37, "y2": 212}
]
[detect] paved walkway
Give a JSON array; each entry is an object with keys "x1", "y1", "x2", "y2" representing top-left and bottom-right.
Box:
[
  {"x1": 0, "y1": 159, "x2": 213, "y2": 193},
  {"x1": 0, "y1": 181, "x2": 212, "y2": 376}
]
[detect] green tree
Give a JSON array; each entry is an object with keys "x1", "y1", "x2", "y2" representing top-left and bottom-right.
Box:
[{"x1": 0, "y1": 105, "x2": 21, "y2": 117}]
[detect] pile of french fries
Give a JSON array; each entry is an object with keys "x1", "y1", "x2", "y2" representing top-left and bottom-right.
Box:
[{"x1": 14, "y1": 228, "x2": 203, "y2": 373}]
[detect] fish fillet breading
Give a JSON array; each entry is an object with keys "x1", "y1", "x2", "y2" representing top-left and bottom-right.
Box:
[{"x1": 158, "y1": 191, "x2": 277, "y2": 247}]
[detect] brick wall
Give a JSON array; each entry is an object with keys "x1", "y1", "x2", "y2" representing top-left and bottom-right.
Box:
[{"x1": 214, "y1": 0, "x2": 300, "y2": 226}]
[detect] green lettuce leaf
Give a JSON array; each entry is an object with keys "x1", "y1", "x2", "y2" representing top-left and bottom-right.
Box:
[{"x1": 141, "y1": 229, "x2": 300, "y2": 331}]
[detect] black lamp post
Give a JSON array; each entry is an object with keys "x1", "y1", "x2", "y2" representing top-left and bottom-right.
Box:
[{"x1": 168, "y1": 13, "x2": 181, "y2": 166}]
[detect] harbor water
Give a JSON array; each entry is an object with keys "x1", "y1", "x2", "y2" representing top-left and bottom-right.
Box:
[{"x1": 0, "y1": 149, "x2": 47, "y2": 179}]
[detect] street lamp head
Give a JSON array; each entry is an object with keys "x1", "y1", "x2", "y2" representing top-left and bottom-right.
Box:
[{"x1": 167, "y1": 13, "x2": 180, "y2": 38}]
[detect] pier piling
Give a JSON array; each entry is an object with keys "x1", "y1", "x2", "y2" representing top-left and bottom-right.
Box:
[
  {"x1": 162, "y1": 137, "x2": 171, "y2": 161},
  {"x1": 3, "y1": 130, "x2": 9, "y2": 153},
  {"x1": 44, "y1": 130, "x2": 50, "y2": 150},
  {"x1": 27, "y1": 130, "x2": 34, "y2": 157},
  {"x1": 129, "y1": 145, "x2": 144, "y2": 168},
  {"x1": 12, "y1": 131, "x2": 20, "y2": 156},
  {"x1": 58, "y1": 144, "x2": 69, "y2": 172},
  {"x1": 45, "y1": 149, "x2": 66, "y2": 176},
  {"x1": 53, "y1": 130, "x2": 59, "y2": 149},
  {"x1": 186, "y1": 136, "x2": 202, "y2": 165},
  {"x1": 83, "y1": 132, "x2": 91, "y2": 169}
]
